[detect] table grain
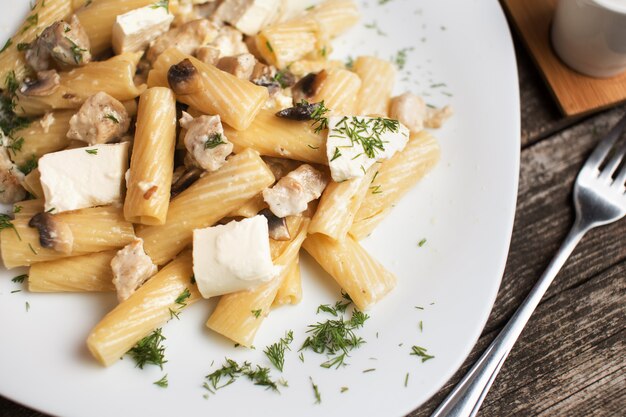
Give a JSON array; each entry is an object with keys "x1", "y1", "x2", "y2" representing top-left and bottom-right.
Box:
[{"x1": 2, "y1": 15, "x2": 625, "y2": 417}]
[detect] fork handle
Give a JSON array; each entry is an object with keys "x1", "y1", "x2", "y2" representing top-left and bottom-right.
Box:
[{"x1": 430, "y1": 219, "x2": 590, "y2": 417}]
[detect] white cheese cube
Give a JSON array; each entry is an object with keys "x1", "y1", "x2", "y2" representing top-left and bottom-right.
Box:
[
  {"x1": 193, "y1": 216, "x2": 277, "y2": 298},
  {"x1": 39, "y1": 142, "x2": 130, "y2": 213},
  {"x1": 215, "y1": 0, "x2": 281, "y2": 36},
  {"x1": 112, "y1": 6, "x2": 174, "y2": 54},
  {"x1": 326, "y1": 116, "x2": 410, "y2": 182}
]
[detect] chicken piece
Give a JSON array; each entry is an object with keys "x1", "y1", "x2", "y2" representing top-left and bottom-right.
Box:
[
  {"x1": 25, "y1": 15, "x2": 91, "y2": 71},
  {"x1": 0, "y1": 147, "x2": 26, "y2": 204},
  {"x1": 213, "y1": 0, "x2": 281, "y2": 36},
  {"x1": 262, "y1": 164, "x2": 328, "y2": 218},
  {"x1": 389, "y1": 92, "x2": 453, "y2": 133},
  {"x1": 174, "y1": 0, "x2": 220, "y2": 25},
  {"x1": 28, "y1": 212, "x2": 74, "y2": 254},
  {"x1": 179, "y1": 112, "x2": 234, "y2": 172},
  {"x1": 147, "y1": 19, "x2": 219, "y2": 63},
  {"x1": 210, "y1": 26, "x2": 249, "y2": 58},
  {"x1": 111, "y1": 239, "x2": 158, "y2": 302},
  {"x1": 66, "y1": 92, "x2": 131, "y2": 145},
  {"x1": 216, "y1": 53, "x2": 256, "y2": 79},
  {"x1": 195, "y1": 45, "x2": 221, "y2": 65}
]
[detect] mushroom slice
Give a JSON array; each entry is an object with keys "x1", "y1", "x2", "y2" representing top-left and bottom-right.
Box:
[
  {"x1": 168, "y1": 59, "x2": 204, "y2": 95},
  {"x1": 66, "y1": 92, "x2": 131, "y2": 145},
  {"x1": 262, "y1": 164, "x2": 328, "y2": 218},
  {"x1": 147, "y1": 19, "x2": 219, "y2": 63},
  {"x1": 259, "y1": 208, "x2": 290, "y2": 241},
  {"x1": 0, "y1": 147, "x2": 27, "y2": 204},
  {"x1": 216, "y1": 53, "x2": 256, "y2": 80},
  {"x1": 291, "y1": 71, "x2": 326, "y2": 105},
  {"x1": 179, "y1": 112, "x2": 234, "y2": 172},
  {"x1": 28, "y1": 212, "x2": 74, "y2": 254},
  {"x1": 170, "y1": 166, "x2": 203, "y2": 198},
  {"x1": 19, "y1": 70, "x2": 61, "y2": 97},
  {"x1": 111, "y1": 238, "x2": 158, "y2": 302},
  {"x1": 275, "y1": 101, "x2": 325, "y2": 121}
]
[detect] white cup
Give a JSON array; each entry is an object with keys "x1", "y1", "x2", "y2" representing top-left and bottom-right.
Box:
[{"x1": 551, "y1": 0, "x2": 626, "y2": 78}]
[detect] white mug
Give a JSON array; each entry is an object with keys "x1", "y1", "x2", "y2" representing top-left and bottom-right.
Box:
[{"x1": 551, "y1": 0, "x2": 626, "y2": 78}]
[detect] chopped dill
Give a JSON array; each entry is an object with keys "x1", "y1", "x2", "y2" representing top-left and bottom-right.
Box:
[
  {"x1": 151, "y1": 0, "x2": 169, "y2": 10},
  {"x1": 341, "y1": 386, "x2": 349, "y2": 393},
  {"x1": 204, "y1": 132, "x2": 225, "y2": 149},
  {"x1": 104, "y1": 113, "x2": 119, "y2": 124},
  {"x1": 330, "y1": 147, "x2": 342, "y2": 162},
  {"x1": 266, "y1": 41, "x2": 274, "y2": 53},
  {"x1": 310, "y1": 100, "x2": 329, "y2": 133},
  {"x1": 404, "y1": 372, "x2": 409, "y2": 387},
  {"x1": 18, "y1": 156, "x2": 38, "y2": 175},
  {"x1": 410, "y1": 345, "x2": 435, "y2": 362},
  {"x1": 11, "y1": 289, "x2": 21, "y2": 293},
  {"x1": 0, "y1": 214, "x2": 21, "y2": 240},
  {"x1": 203, "y1": 358, "x2": 283, "y2": 395},
  {"x1": 363, "y1": 368, "x2": 376, "y2": 373},
  {"x1": 0, "y1": 38, "x2": 12, "y2": 53},
  {"x1": 25, "y1": 301, "x2": 30, "y2": 312},
  {"x1": 85, "y1": 149, "x2": 98, "y2": 155},
  {"x1": 128, "y1": 328, "x2": 167, "y2": 369},
  {"x1": 307, "y1": 144, "x2": 319, "y2": 149},
  {"x1": 251, "y1": 309, "x2": 262, "y2": 318},
  {"x1": 392, "y1": 47, "x2": 414, "y2": 70},
  {"x1": 153, "y1": 374, "x2": 168, "y2": 388},
  {"x1": 21, "y1": 14, "x2": 39, "y2": 34},
  {"x1": 175, "y1": 288, "x2": 191, "y2": 307},
  {"x1": 330, "y1": 116, "x2": 400, "y2": 159},
  {"x1": 264, "y1": 330, "x2": 293, "y2": 372},
  {"x1": 418, "y1": 238, "x2": 427, "y2": 247},
  {"x1": 12, "y1": 274, "x2": 27, "y2": 283},
  {"x1": 28, "y1": 243, "x2": 37, "y2": 254},
  {"x1": 310, "y1": 377, "x2": 321, "y2": 404}
]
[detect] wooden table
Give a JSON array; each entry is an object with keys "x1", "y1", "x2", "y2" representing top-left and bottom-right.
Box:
[{"x1": 2, "y1": 17, "x2": 625, "y2": 417}]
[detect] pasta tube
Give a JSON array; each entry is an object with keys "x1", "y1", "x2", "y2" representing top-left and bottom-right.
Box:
[
  {"x1": 15, "y1": 53, "x2": 143, "y2": 116},
  {"x1": 1, "y1": 202, "x2": 135, "y2": 268},
  {"x1": 353, "y1": 56, "x2": 396, "y2": 116},
  {"x1": 206, "y1": 217, "x2": 308, "y2": 346},
  {"x1": 0, "y1": 0, "x2": 72, "y2": 83},
  {"x1": 29, "y1": 250, "x2": 117, "y2": 292},
  {"x1": 137, "y1": 148, "x2": 275, "y2": 265},
  {"x1": 124, "y1": 87, "x2": 176, "y2": 225},
  {"x1": 273, "y1": 256, "x2": 301, "y2": 307},
  {"x1": 255, "y1": 18, "x2": 320, "y2": 68},
  {"x1": 303, "y1": 233, "x2": 396, "y2": 311},
  {"x1": 350, "y1": 131, "x2": 440, "y2": 239},
  {"x1": 21, "y1": 169, "x2": 44, "y2": 199},
  {"x1": 223, "y1": 109, "x2": 327, "y2": 164},
  {"x1": 310, "y1": 68, "x2": 362, "y2": 116},
  {"x1": 306, "y1": 0, "x2": 360, "y2": 38},
  {"x1": 148, "y1": 48, "x2": 268, "y2": 131},
  {"x1": 87, "y1": 251, "x2": 200, "y2": 366}
]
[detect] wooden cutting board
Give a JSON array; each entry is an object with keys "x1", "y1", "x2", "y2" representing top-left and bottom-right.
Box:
[{"x1": 502, "y1": 0, "x2": 626, "y2": 117}]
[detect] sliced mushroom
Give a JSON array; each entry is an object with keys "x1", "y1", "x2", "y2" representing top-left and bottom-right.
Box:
[
  {"x1": 168, "y1": 59, "x2": 203, "y2": 95},
  {"x1": 0, "y1": 147, "x2": 26, "y2": 204},
  {"x1": 259, "y1": 208, "x2": 291, "y2": 241},
  {"x1": 262, "y1": 157, "x2": 302, "y2": 182},
  {"x1": 262, "y1": 164, "x2": 328, "y2": 218},
  {"x1": 28, "y1": 212, "x2": 74, "y2": 254},
  {"x1": 171, "y1": 166, "x2": 203, "y2": 198},
  {"x1": 19, "y1": 70, "x2": 61, "y2": 97},
  {"x1": 275, "y1": 101, "x2": 325, "y2": 121},
  {"x1": 251, "y1": 63, "x2": 280, "y2": 94},
  {"x1": 179, "y1": 111, "x2": 233, "y2": 172},
  {"x1": 216, "y1": 53, "x2": 256, "y2": 79},
  {"x1": 111, "y1": 238, "x2": 158, "y2": 302},
  {"x1": 66, "y1": 92, "x2": 131, "y2": 145},
  {"x1": 291, "y1": 71, "x2": 326, "y2": 104}
]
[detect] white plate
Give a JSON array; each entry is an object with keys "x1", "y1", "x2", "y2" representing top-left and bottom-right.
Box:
[{"x1": 0, "y1": 1, "x2": 520, "y2": 416}]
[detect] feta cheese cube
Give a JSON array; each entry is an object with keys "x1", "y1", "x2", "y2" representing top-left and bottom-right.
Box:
[
  {"x1": 39, "y1": 142, "x2": 130, "y2": 213},
  {"x1": 193, "y1": 216, "x2": 277, "y2": 298},
  {"x1": 326, "y1": 116, "x2": 410, "y2": 182},
  {"x1": 112, "y1": 6, "x2": 174, "y2": 54},
  {"x1": 215, "y1": 0, "x2": 281, "y2": 36}
]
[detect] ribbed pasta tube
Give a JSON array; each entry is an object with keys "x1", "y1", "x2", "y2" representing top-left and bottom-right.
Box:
[
  {"x1": 124, "y1": 87, "x2": 176, "y2": 225},
  {"x1": 0, "y1": 0, "x2": 73, "y2": 83},
  {"x1": 310, "y1": 68, "x2": 361, "y2": 116},
  {"x1": 255, "y1": 18, "x2": 320, "y2": 68},
  {"x1": 303, "y1": 233, "x2": 396, "y2": 311},
  {"x1": 137, "y1": 149, "x2": 275, "y2": 265},
  {"x1": 29, "y1": 250, "x2": 116, "y2": 292},
  {"x1": 306, "y1": 0, "x2": 360, "y2": 38},
  {"x1": 148, "y1": 48, "x2": 268, "y2": 131},
  {"x1": 223, "y1": 109, "x2": 327, "y2": 164},
  {"x1": 15, "y1": 53, "x2": 143, "y2": 116},
  {"x1": 1, "y1": 202, "x2": 135, "y2": 268},
  {"x1": 352, "y1": 56, "x2": 396, "y2": 116},
  {"x1": 350, "y1": 131, "x2": 440, "y2": 239},
  {"x1": 273, "y1": 256, "x2": 301, "y2": 307},
  {"x1": 86, "y1": 251, "x2": 200, "y2": 366}
]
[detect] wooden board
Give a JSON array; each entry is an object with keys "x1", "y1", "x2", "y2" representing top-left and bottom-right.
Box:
[{"x1": 503, "y1": 0, "x2": 626, "y2": 117}]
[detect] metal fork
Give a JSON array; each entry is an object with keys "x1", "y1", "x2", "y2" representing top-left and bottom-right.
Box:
[{"x1": 430, "y1": 113, "x2": 626, "y2": 417}]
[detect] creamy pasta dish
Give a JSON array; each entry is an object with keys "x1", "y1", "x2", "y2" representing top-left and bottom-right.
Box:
[{"x1": 0, "y1": 0, "x2": 449, "y2": 368}]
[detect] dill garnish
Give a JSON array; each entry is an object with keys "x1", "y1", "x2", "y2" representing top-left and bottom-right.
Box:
[
  {"x1": 392, "y1": 47, "x2": 414, "y2": 70},
  {"x1": 310, "y1": 100, "x2": 329, "y2": 133},
  {"x1": 0, "y1": 214, "x2": 21, "y2": 240},
  {"x1": 18, "y1": 156, "x2": 37, "y2": 175},
  {"x1": 128, "y1": 328, "x2": 167, "y2": 369},
  {"x1": 85, "y1": 149, "x2": 98, "y2": 155},
  {"x1": 266, "y1": 41, "x2": 274, "y2": 53},
  {"x1": 175, "y1": 288, "x2": 191, "y2": 306},
  {"x1": 410, "y1": 345, "x2": 435, "y2": 362},
  {"x1": 341, "y1": 386, "x2": 349, "y2": 393},
  {"x1": 264, "y1": 330, "x2": 293, "y2": 372},
  {"x1": 404, "y1": 372, "x2": 409, "y2": 387},
  {"x1": 203, "y1": 358, "x2": 283, "y2": 395},
  {"x1": 21, "y1": 14, "x2": 39, "y2": 34},
  {"x1": 330, "y1": 116, "x2": 400, "y2": 159},
  {"x1": 0, "y1": 38, "x2": 12, "y2": 53},
  {"x1": 251, "y1": 309, "x2": 262, "y2": 318},
  {"x1": 64, "y1": 37, "x2": 86, "y2": 65},
  {"x1": 204, "y1": 132, "x2": 225, "y2": 149},
  {"x1": 12, "y1": 274, "x2": 27, "y2": 283},
  {"x1": 310, "y1": 377, "x2": 321, "y2": 403},
  {"x1": 151, "y1": 0, "x2": 169, "y2": 10},
  {"x1": 104, "y1": 113, "x2": 119, "y2": 124},
  {"x1": 363, "y1": 368, "x2": 376, "y2": 373},
  {"x1": 25, "y1": 301, "x2": 30, "y2": 312},
  {"x1": 153, "y1": 374, "x2": 168, "y2": 388},
  {"x1": 418, "y1": 238, "x2": 427, "y2": 247}
]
